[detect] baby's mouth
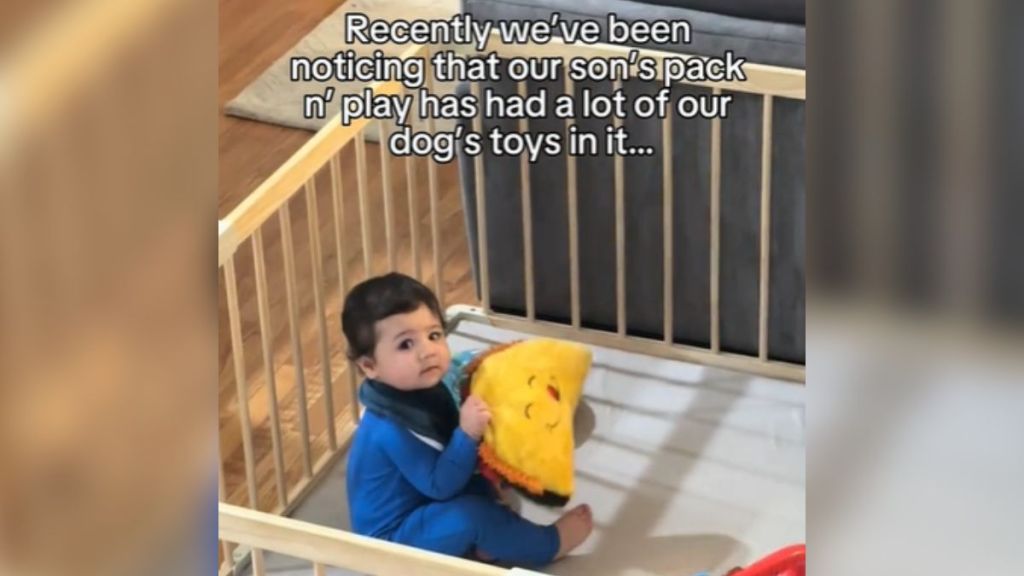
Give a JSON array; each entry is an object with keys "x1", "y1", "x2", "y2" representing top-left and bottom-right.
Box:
[{"x1": 420, "y1": 366, "x2": 441, "y2": 376}]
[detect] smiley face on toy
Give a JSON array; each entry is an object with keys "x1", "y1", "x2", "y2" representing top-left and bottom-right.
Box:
[
  {"x1": 522, "y1": 373, "x2": 565, "y2": 432},
  {"x1": 462, "y1": 339, "x2": 592, "y2": 505}
]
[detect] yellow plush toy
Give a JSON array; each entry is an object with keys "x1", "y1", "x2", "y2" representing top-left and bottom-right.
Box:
[{"x1": 460, "y1": 339, "x2": 592, "y2": 506}]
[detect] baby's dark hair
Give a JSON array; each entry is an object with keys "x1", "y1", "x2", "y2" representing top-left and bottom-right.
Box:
[{"x1": 341, "y1": 272, "x2": 444, "y2": 360}]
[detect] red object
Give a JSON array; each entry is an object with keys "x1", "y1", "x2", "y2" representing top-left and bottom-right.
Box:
[{"x1": 732, "y1": 545, "x2": 805, "y2": 576}]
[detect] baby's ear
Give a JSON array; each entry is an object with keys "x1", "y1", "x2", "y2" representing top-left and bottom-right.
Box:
[{"x1": 355, "y1": 356, "x2": 377, "y2": 379}]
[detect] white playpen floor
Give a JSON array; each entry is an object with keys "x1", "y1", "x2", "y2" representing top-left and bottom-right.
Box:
[{"x1": 243, "y1": 321, "x2": 805, "y2": 576}]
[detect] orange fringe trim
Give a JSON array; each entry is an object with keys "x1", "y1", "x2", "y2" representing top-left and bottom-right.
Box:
[{"x1": 478, "y1": 443, "x2": 545, "y2": 496}]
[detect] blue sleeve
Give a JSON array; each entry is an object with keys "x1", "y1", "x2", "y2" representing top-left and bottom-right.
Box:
[{"x1": 379, "y1": 423, "x2": 480, "y2": 501}]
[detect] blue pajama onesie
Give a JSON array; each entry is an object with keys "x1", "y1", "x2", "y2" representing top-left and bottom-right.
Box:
[{"x1": 346, "y1": 359, "x2": 560, "y2": 567}]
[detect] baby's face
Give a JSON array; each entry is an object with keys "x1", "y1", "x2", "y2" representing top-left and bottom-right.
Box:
[{"x1": 359, "y1": 304, "x2": 451, "y2": 391}]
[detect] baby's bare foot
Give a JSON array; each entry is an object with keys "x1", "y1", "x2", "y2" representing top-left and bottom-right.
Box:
[
  {"x1": 554, "y1": 504, "x2": 593, "y2": 559},
  {"x1": 472, "y1": 548, "x2": 495, "y2": 563}
]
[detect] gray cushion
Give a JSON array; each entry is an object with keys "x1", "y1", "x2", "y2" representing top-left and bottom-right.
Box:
[
  {"x1": 458, "y1": 0, "x2": 805, "y2": 364},
  {"x1": 640, "y1": 0, "x2": 804, "y2": 25},
  {"x1": 463, "y1": 0, "x2": 805, "y2": 68}
]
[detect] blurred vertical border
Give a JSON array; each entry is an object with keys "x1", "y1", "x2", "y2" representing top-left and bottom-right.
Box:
[
  {"x1": 809, "y1": 0, "x2": 1023, "y2": 573},
  {"x1": 0, "y1": 0, "x2": 216, "y2": 574}
]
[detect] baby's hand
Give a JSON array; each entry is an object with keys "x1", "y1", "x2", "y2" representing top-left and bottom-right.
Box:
[{"x1": 460, "y1": 394, "x2": 491, "y2": 441}]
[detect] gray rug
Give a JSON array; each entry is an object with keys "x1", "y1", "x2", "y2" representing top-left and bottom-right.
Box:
[{"x1": 224, "y1": 0, "x2": 459, "y2": 139}]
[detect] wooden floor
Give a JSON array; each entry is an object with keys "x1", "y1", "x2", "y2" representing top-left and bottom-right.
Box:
[{"x1": 218, "y1": 0, "x2": 477, "y2": 512}]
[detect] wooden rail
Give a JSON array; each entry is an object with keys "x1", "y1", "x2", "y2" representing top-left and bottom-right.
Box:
[{"x1": 219, "y1": 504, "x2": 518, "y2": 576}]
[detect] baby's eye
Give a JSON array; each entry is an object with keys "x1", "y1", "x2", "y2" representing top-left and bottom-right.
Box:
[
  {"x1": 428, "y1": 331, "x2": 443, "y2": 341},
  {"x1": 398, "y1": 339, "x2": 414, "y2": 351}
]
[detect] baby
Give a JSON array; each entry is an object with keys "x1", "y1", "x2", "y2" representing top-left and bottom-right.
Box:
[{"x1": 342, "y1": 272, "x2": 593, "y2": 567}]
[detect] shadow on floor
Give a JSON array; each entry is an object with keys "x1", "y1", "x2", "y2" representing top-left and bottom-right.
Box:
[{"x1": 551, "y1": 532, "x2": 745, "y2": 576}]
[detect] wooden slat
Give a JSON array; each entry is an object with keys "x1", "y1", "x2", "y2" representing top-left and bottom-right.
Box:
[
  {"x1": 425, "y1": 46, "x2": 444, "y2": 308},
  {"x1": 565, "y1": 75, "x2": 580, "y2": 329},
  {"x1": 330, "y1": 152, "x2": 361, "y2": 425},
  {"x1": 759, "y1": 95, "x2": 774, "y2": 361},
  {"x1": 518, "y1": 81, "x2": 535, "y2": 321},
  {"x1": 614, "y1": 80, "x2": 626, "y2": 337},
  {"x1": 355, "y1": 132, "x2": 373, "y2": 278},
  {"x1": 459, "y1": 32, "x2": 806, "y2": 100},
  {"x1": 220, "y1": 504, "x2": 507, "y2": 576},
  {"x1": 223, "y1": 257, "x2": 258, "y2": 508},
  {"x1": 347, "y1": 363, "x2": 360, "y2": 424},
  {"x1": 406, "y1": 88, "x2": 422, "y2": 280},
  {"x1": 427, "y1": 149, "x2": 444, "y2": 305},
  {"x1": 446, "y1": 305, "x2": 805, "y2": 383},
  {"x1": 471, "y1": 81, "x2": 489, "y2": 312},
  {"x1": 251, "y1": 228, "x2": 288, "y2": 508},
  {"x1": 662, "y1": 104, "x2": 673, "y2": 344},
  {"x1": 314, "y1": 563, "x2": 327, "y2": 576},
  {"x1": 330, "y1": 152, "x2": 347, "y2": 302},
  {"x1": 218, "y1": 459, "x2": 235, "y2": 572},
  {"x1": 710, "y1": 88, "x2": 722, "y2": 353},
  {"x1": 379, "y1": 120, "x2": 396, "y2": 270},
  {"x1": 252, "y1": 548, "x2": 266, "y2": 576},
  {"x1": 262, "y1": 411, "x2": 356, "y2": 522},
  {"x1": 305, "y1": 180, "x2": 338, "y2": 451},
  {"x1": 278, "y1": 204, "x2": 313, "y2": 478}
]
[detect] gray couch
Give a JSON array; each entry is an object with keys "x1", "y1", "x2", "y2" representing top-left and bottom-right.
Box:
[{"x1": 458, "y1": 0, "x2": 805, "y2": 364}]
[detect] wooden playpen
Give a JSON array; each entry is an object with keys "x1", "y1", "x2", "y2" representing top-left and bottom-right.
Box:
[{"x1": 217, "y1": 35, "x2": 805, "y2": 576}]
